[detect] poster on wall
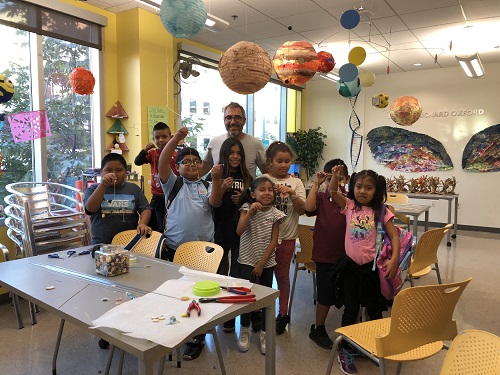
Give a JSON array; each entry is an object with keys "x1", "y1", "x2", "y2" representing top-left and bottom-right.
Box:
[
  {"x1": 147, "y1": 106, "x2": 169, "y2": 142},
  {"x1": 462, "y1": 123, "x2": 500, "y2": 172},
  {"x1": 366, "y1": 126, "x2": 453, "y2": 172}
]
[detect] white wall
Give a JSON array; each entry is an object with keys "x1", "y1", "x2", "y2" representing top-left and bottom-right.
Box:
[{"x1": 305, "y1": 62, "x2": 500, "y2": 229}]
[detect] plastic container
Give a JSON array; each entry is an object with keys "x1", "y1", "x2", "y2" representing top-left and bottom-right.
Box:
[
  {"x1": 95, "y1": 245, "x2": 129, "y2": 277},
  {"x1": 192, "y1": 281, "x2": 220, "y2": 296}
]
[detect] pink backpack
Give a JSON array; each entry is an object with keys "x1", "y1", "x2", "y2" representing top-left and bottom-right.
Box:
[{"x1": 373, "y1": 206, "x2": 414, "y2": 300}]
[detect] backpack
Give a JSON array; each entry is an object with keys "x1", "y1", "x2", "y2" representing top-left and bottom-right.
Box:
[
  {"x1": 167, "y1": 176, "x2": 210, "y2": 209},
  {"x1": 373, "y1": 205, "x2": 414, "y2": 300}
]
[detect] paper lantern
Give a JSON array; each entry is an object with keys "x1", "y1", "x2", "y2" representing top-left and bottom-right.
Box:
[
  {"x1": 0, "y1": 74, "x2": 15, "y2": 103},
  {"x1": 340, "y1": 9, "x2": 360, "y2": 29},
  {"x1": 336, "y1": 78, "x2": 362, "y2": 98},
  {"x1": 339, "y1": 63, "x2": 358, "y2": 82},
  {"x1": 160, "y1": 0, "x2": 207, "y2": 38},
  {"x1": 69, "y1": 67, "x2": 95, "y2": 95},
  {"x1": 219, "y1": 41, "x2": 272, "y2": 94},
  {"x1": 348, "y1": 46, "x2": 366, "y2": 66},
  {"x1": 273, "y1": 41, "x2": 319, "y2": 85},
  {"x1": 317, "y1": 51, "x2": 335, "y2": 73},
  {"x1": 372, "y1": 93, "x2": 389, "y2": 108},
  {"x1": 359, "y1": 71, "x2": 376, "y2": 87},
  {"x1": 390, "y1": 96, "x2": 423, "y2": 126}
]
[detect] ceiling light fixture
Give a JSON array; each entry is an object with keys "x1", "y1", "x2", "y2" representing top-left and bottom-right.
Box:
[
  {"x1": 413, "y1": 63, "x2": 422, "y2": 66},
  {"x1": 455, "y1": 53, "x2": 485, "y2": 78},
  {"x1": 204, "y1": 13, "x2": 229, "y2": 32},
  {"x1": 318, "y1": 71, "x2": 340, "y2": 82}
]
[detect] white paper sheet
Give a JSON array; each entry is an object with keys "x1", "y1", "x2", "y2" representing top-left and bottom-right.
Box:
[
  {"x1": 178, "y1": 266, "x2": 253, "y2": 288},
  {"x1": 91, "y1": 273, "x2": 252, "y2": 348}
]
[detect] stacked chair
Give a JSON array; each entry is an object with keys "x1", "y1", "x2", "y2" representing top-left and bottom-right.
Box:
[{"x1": 3, "y1": 181, "x2": 91, "y2": 327}]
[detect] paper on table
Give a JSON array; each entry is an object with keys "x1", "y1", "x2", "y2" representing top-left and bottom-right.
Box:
[
  {"x1": 91, "y1": 278, "x2": 232, "y2": 348},
  {"x1": 178, "y1": 266, "x2": 253, "y2": 288}
]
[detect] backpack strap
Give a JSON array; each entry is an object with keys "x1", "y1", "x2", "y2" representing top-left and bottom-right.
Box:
[
  {"x1": 373, "y1": 204, "x2": 387, "y2": 271},
  {"x1": 167, "y1": 176, "x2": 210, "y2": 209}
]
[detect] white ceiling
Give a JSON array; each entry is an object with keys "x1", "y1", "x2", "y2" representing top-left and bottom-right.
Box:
[{"x1": 82, "y1": 0, "x2": 500, "y2": 75}]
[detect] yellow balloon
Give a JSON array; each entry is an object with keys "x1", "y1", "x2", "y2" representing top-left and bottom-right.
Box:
[
  {"x1": 348, "y1": 46, "x2": 366, "y2": 66},
  {"x1": 359, "y1": 71, "x2": 376, "y2": 87}
]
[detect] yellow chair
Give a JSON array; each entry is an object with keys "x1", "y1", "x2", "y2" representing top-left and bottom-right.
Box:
[
  {"x1": 440, "y1": 329, "x2": 500, "y2": 375},
  {"x1": 289, "y1": 224, "x2": 316, "y2": 318},
  {"x1": 111, "y1": 230, "x2": 165, "y2": 257},
  {"x1": 387, "y1": 204, "x2": 411, "y2": 231},
  {"x1": 326, "y1": 278, "x2": 472, "y2": 375},
  {"x1": 173, "y1": 241, "x2": 224, "y2": 273},
  {"x1": 408, "y1": 224, "x2": 453, "y2": 286},
  {"x1": 386, "y1": 193, "x2": 409, "y2": 204}
]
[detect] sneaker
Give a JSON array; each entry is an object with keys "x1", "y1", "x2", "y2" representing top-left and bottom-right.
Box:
[
  {"x1": 238, "y1": 326, "x2": 251, "y2": 352},
  {"x1": 183, "y1": 339, "x2": 205, "y2": 360},
  {"x1": 275, "y1": 314, "x2": 290, "y2": 335},
  {"x1": 259, "y1": 331, "x2": 266, "y2": 355},
  {"x1": 98, "y1": 339, "x2": 109, "y2": 349},
  {"x1": 309, "y1": 324, "x2": 333, "y2": 349},
  {"x1": 223, "y1": 318, "x2": 235, "y2": 333},
  {"x1": 251, "y1": 310, "x2": 262, "y2": 332},
  {"x1": 337, "y1": 348, "x2": 359, "y2": 374}
]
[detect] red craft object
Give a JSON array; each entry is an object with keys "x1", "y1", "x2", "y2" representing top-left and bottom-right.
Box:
[
  {"x1": 69, "y1": 67, "x2": 95, "y2": 95},
  {"x1": 317, "y1": 51, "x2": 335, "y2": 73},
  {"x1": 273, "y1": 41, "x2": 319, "y2": 85}
]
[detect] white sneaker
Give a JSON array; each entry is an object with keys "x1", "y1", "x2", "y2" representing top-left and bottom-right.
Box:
[
  {"x1": 238, "y1": 326, "x2": 250, "y2": 352},
  {"x1": 259, "y1": 331, "x2": 266, "y2": 355}
]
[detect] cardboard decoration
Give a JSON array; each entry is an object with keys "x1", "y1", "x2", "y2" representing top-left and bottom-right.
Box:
[
  {"x1": 69, "y1": 67, "x2": 95, "y2": 95},
  {"x1": 106, "y1": 101, "x2": 128, "y2": 118},
  {"x1": 390, "y1": 96, "x2": 423, "y2": 126},
  {"x1": 219, "y1": 41, "x2": 272, "y2": 94},
  {"x1": 160, "y1": 0, "x2": 207, "y2": 38},
  {"x1": 317, "y1": 51, "x2": 335, "y2": 73},
  {"x1": 273, "y1": 41, "x2": 319, "y2": 85}
]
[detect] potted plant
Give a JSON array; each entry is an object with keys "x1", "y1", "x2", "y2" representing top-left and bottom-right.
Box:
[{"x1": 288, "y1": 127, "x2": 327, "y2": 187}]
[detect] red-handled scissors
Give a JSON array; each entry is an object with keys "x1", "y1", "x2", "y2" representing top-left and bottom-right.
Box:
[
  {"x1": 199, "y1": 295, "x2": 256, "y2": 303},
  {"x1": 220, "y1": 286, "x2": 252, "y2": 295}
]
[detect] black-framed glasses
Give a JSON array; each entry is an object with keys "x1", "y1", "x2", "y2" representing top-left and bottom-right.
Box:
[
  {"x1": 179, "y1": 159, "x2": 202, "y2": 166},
  {"x1": 224, "y1": 115, "x2": 244, "y2": 122}
]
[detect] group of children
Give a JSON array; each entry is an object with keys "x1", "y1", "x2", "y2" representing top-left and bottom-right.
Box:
[{"x1": 84, "y1": 120, "x2": 401, "y2": 373}]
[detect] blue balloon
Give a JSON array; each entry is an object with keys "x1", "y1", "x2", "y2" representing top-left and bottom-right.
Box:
[
  {"x1": 160, "y1": 0, "x2": 207, "y2": 38},
  {"x1": 340, "y1": 9, "x2": 361, "y2": 29},
  {"x1": 339, "y1": 63, "x2": 358, "y2": 82}
]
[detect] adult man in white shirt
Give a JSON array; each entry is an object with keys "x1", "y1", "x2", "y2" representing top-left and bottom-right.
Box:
[{"x1": 199, "y1": 102, "x2": 268, "y2": 178}]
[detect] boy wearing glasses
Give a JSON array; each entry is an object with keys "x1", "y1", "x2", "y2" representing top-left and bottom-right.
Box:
[
  {"x1": 158, "y1": 126, "x2": 223, "y2": 361},
  {"x1": 200, "y1": 102, "x2": 267, "y2": 178}
]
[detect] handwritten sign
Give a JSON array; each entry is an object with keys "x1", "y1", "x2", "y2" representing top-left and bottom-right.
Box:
[{"x1": 147, "y1": 106, "x2": 169, "y2": 142}]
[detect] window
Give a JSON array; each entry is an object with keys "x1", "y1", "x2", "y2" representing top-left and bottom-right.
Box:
[
  {"x1": 0, "y1": 0, "x2": 102, "y2": 197},
  {"x1": 203, "y1": 102, "x2": 210, "y2": 115},
  {"x1": 189, "y1": 99, "x2": 197, "y2": 114}
]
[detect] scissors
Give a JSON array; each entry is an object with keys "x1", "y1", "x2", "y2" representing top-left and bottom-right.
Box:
[
  {"x1": 220, "y1": 286, "x2": 252, "y2": 295},
  {"x1": 67, "y1": 250, "x2": 76, "y2": 257},
  {"x1": 187, "y1": 300, "x2": 201, "y2": 317},
  {"x1": 48, "y1": 254, "x2": 64, "y2": 259},
  {"x1": 199, "y1": 295, "x2": 256, "y2": 303}
]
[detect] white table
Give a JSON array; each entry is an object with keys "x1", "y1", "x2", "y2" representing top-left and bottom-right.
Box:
[
  {"x1": 301, "y1": 203, "x2": 430, "y2": 239},
  {"x1": 404, "y1": 193, "x2": 458, "y2": 246},
  {"x1": 0, "y1": 247, "x2": 279, "y2": 375},
  {"x1": 390, "y1": 203, "x2": 430, "y2": 239}
]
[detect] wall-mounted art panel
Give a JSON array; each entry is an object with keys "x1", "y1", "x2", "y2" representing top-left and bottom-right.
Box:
[
  {"x1": 366, "y1": 126, "x2": 453, "y2": 172},
  {"x1": 462, "y1": 124, "x2": 500, "y2": 172}
]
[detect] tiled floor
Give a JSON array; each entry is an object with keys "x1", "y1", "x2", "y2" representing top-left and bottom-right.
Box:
[{"x1": 0, "y1": 228, "x2": 499, "y2": 375}]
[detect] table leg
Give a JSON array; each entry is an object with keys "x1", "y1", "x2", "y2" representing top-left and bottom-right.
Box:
[
  {"x1": 424, "y1": 210, "x2": 429, "y2": 232},
  {"x1": 137, "y1": 358, "x2": 153, "y2": 375},
  {"x1": 52, "y1": 318, "x2": 65, "y2": 375},
  {"x1": 452, "y1": 197, "x2": 458, "y2": 239},
  {"x1": 446, "y1": 199, "x2": 452, "y2": 246},
  {"x1": 412, "y1": 215, "x2": 419, "y2": 239},
  {"x1": 265, "y1": 301, "x2": 276, "y2": 375}
]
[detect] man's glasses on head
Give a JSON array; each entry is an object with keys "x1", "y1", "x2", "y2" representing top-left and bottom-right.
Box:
[
  {"x1": 224, "y1": 115, "x2": 244, "y2": 122},
  {"x1": 179, "y1": 159, "x2": 202, "y2": 166}
]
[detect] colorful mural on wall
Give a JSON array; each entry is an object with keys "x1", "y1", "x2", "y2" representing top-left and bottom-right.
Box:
[
  {"x1": 366, "y1": 126, "x2": 453, "y2": 172},
  {"x1": 462, "y1": 124, "x2": 500, "y2": 172}
]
